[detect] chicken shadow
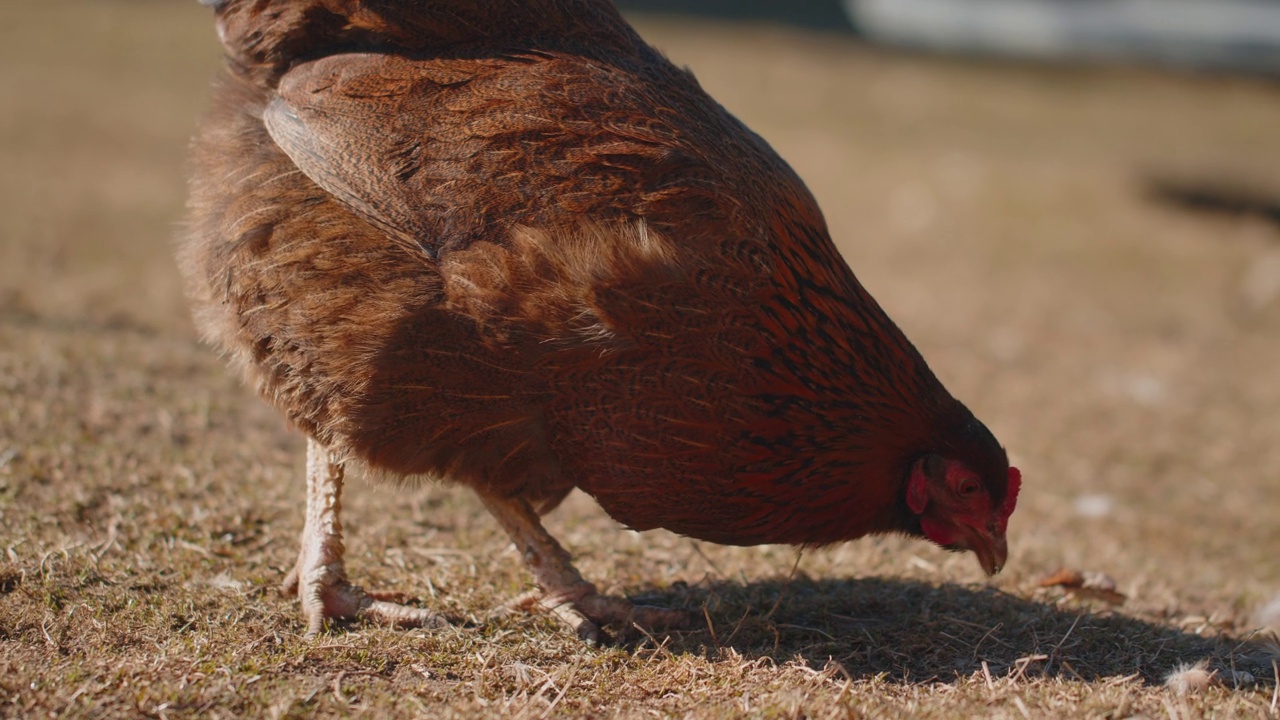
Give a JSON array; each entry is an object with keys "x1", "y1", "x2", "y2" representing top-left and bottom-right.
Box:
[{"x1": 628, "y1": 575, "x2": 1276, "y2": 687}]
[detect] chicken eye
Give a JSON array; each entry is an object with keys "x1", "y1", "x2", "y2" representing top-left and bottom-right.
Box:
[{"x1": 958, "y1": 479, "x2": 980, "y2": 497}]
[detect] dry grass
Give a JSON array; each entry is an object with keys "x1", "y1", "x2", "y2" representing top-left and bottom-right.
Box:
[{"x1": 3, "y1": 1, "x2": 1279, "y2": 717}]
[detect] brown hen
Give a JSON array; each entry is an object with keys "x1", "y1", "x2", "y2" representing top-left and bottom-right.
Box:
[{"x1": 182, "y1": 0, "x2": 1021, "y2": 640}]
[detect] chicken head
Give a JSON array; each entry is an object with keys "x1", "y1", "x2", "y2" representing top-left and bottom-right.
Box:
[{"x1": 906, "y1": 454, "x2": 1021, "y2": 575}]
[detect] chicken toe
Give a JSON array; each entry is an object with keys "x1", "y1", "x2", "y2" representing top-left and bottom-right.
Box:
[
  {"x1": 478, "y1": 489, "x2": 690, "y2": 642},
  {"x1": 286, "y1": 438, "x2": 446, "y2": 636}
]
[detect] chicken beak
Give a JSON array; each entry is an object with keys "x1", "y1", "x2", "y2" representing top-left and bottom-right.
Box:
[{"x1": 973, "y1": 531, "x2": 1008, "y2": 576}]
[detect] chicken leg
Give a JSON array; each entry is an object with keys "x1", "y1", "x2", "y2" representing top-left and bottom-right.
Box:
[
  {"x1": 282, "y1": 438, "x2": 446, "y2": 636},
  {"x1": 475, "y1": 489, "x2": 691, "y2": 642}
]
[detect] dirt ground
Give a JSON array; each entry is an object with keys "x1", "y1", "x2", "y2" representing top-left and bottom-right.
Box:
[{"x1": 2, "y1": 2, "x2": 1279, "y2": 718}]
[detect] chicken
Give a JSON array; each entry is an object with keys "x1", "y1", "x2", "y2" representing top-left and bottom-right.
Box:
[{"x1": 181, "y1": 0, "x2": 1021, "y2": 640}]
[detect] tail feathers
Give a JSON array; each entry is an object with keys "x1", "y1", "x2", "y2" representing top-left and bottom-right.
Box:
[{"x1": 210, "y1": 0, "x2": 641, "y2": 84}]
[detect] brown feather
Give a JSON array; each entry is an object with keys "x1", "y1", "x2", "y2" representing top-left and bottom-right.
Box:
[{"x1": 181, "y1": 0, "x2": 1013, "y2": 552}]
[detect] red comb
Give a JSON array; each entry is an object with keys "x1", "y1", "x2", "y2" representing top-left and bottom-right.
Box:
[{"x1": 997, "y1": 466, "x2": 1021, "y2": 533}]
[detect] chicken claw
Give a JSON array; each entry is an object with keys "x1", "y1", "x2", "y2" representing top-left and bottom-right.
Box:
[
  {"x1": 286, "y1": 438, "x2": 446, "y2": 636},
  {"x1": 479, "y1": 490, "x2": 691, "y2": 642}
]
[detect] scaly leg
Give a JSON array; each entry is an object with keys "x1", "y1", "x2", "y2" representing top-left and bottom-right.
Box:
[
  {"x1": 282, "y1": 438, "x2": 446, "y2": 636},
  {"x1": 476, "y1": 488, "x2": 690, "y2": 642}
]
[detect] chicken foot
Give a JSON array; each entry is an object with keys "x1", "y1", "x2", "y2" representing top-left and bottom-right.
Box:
[
  {"x1": 476, "y1": 489, "x2": 691, "y2": 643},
  {"x1": 282, "y1": 438, "x2": 446, "y2": 636}
]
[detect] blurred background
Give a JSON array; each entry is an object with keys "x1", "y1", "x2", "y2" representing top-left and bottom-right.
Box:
[
  {"x1": 620, "y1": 0, "x2": 1280, "y2": 75},
  {"x1": 1, "y1": 1, "x2": 1278, "y2": 710}
]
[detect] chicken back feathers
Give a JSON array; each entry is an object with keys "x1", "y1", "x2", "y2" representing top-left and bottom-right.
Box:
[{"x1": 182, "y1": 0, "x2": 1017, "y2": 555}]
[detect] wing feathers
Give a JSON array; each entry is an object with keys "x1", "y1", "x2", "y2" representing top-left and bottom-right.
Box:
[{"x1": 263, "y1": 94, "x2": 439, "y2": 260}]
